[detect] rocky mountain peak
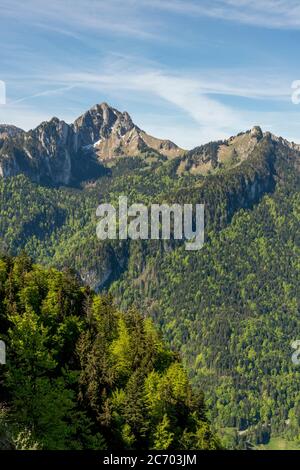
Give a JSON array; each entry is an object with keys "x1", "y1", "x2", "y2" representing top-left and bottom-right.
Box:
[
  {"x1": 0, "y1": 101, "x2": 184, "y2": 185},
  {"x1": 73, "y1": 102, "x2": 122, "y2": 148},
  {"x1": 71, "y1": 103, "x2": 183, "y2": 160},
  {"x1": 250, "y1": 126, "x2": 263, "y2": 141}
]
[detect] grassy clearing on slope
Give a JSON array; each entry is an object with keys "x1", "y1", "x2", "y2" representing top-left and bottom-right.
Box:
[{"x1": 257, "y1": 437, "x2": 300, "y2": 450}]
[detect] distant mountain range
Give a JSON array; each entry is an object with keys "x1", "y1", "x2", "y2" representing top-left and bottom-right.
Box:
[
  {"x1": 0, "y1": 103, "x2": 183, "y2": 185},
  {"x1": 1, "y1": 102, "x2": 300, "y2": 187}
]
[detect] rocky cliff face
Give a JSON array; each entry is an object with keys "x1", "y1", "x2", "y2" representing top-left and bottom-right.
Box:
[
  {"x1": 0, "y1": 125, "x2": 25, "y2": 158},
  {"x1": 0, "y1": 103, "x2": 184, "y2": 185},
  {"x1": 0, "y1": 125, "x2": 24, "y2": 139},
  {"x1": 0, "y1": 116, "x2": 105, "y2": 185}
]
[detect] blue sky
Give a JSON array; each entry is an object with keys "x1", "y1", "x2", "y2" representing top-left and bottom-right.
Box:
[{"x1": 1, "y1": 0, "x2": 300, "y2": 148}]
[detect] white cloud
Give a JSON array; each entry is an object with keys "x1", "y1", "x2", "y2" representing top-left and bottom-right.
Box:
[
  {"x1": 1, "y1": 56, "x2": 298, "y2": 147},
  {"x1": 4, "y1": 0, "x2": 300, "y2": 34},
  {"x1": 1, "y1": 1, "x2": 299, "y2": 147},
  {"x1": 0, "y1": 0, "x2": 162, "y2": 40},
  {"x1": 11, "y1": 86, "x2": 76, "y2": 105},
  {"x1": 53, "y1": 63, "x2": 293, "y2": 124},
  {"x1": 142, "y1": 0, "x2": 300, "y2": 29}
]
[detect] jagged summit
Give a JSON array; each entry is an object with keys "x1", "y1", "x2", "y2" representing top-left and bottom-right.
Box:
[
  {"x1": 250, "y1": 125, "x2": 263, "y2": 140},
  {"x1": 0, "y1": 102, "x2": 183, "y2": 185},
  {"x1": 72, "y1": 102, "x2": 183, "y2": 159},
  {"x1": 72, "y1": 102, "x2": 135, "y2": 151}
]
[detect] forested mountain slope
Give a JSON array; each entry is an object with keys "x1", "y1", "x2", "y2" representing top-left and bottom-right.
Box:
[
  {"x1": 0, "y1": 124, "x2": 299, "y2": 448},
  {"x1": 111, "y1": 182, "x2": 300, "y2": 447},
  {"x1": 0, "y1": 255, "x2": 218, "y2": 450}
]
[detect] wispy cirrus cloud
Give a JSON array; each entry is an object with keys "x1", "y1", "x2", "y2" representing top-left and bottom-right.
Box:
[
  {"x1": 142, "y1": 0, "x2": 300, "y2": 29},
  {"x1": 11, "y1": 86, "x2": 76, "y2": 105},
  {"x1": 8, "y1": 59, "x2": 294, "y2": 145},
  {"x1": 1, "y1": 1, "x2": 300, "y2": 146},
  {"x1": 2, "y1": 0, "x2": 300, "y2": 35},
  {"x1": 0, "y1": 0, "x2": 162, "y2": 40}
]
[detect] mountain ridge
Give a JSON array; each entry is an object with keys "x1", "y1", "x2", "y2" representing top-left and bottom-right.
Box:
[
  {"x1": 0, "y1": 102, "x2": 184, "y2": 185},
  {"x1": 1, "y1": 102, "x2": 300, "y2": 187}
]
